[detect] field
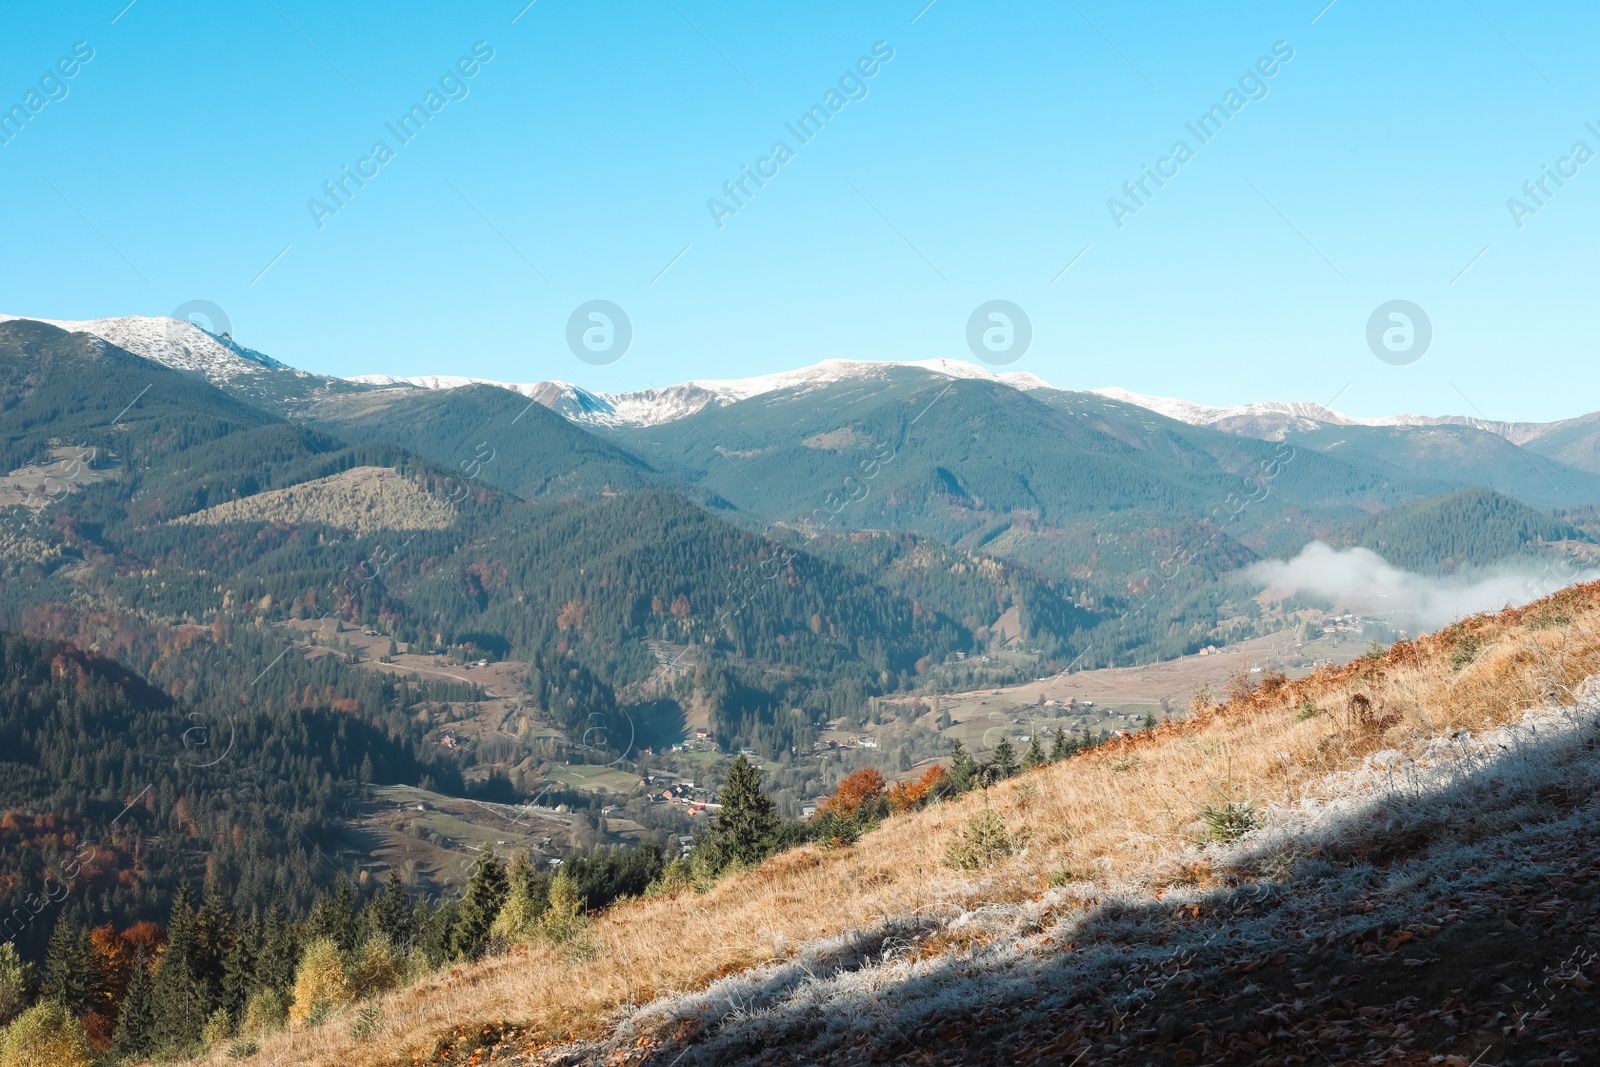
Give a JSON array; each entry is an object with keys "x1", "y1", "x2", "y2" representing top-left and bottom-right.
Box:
[
  {"x1": 348, "y1": 785, "x2": 573, "y2": 893},
  {"x1": 0, "y1": 445, "x2": 118, "y2": 508}
]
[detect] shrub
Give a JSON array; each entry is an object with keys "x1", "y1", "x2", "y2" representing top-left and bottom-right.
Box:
[
  {"x1": 1449, "y1": 634, "x2": 1484, "y2": 671},
  {"x1": 349, "y1": 1004, "x2": 384, "y2": 1042},
  {"x1": 0, "y1": 1000, "x2": 93, "y2": 1067},
  {"x1": 227, "y1": 1038, "x2": 260, "y2": 1059},
  {"x1": 202, "y1": 1007, "x2": 234, "y2": 1047},
  {"x1": 945, "y1": 807, "x2": 1021, "y2": 870},
  {"x1": 1200, "y1": 799, "x2": 1258, "y2": 842},
  {"x1": 239, "y1": 987, "x2": 289, "y2": 1036}
]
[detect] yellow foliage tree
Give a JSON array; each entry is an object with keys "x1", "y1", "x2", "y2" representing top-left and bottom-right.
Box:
[
  {"x1": 0, "y1": 1000, "x2": 93, "y2": 1067},
  {"x1": 348, "y1": 933, "x2": 406, "y2": 1000},
  {"x1": 540, "y1": 870, "x2": 585, "y2": 943},
  {"x1": 288, "y1": 937, "x2": 349, "y2": 1025}
]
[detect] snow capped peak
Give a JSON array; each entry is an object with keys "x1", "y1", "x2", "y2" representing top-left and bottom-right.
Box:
[
  {"x1": 1090, "y1": 387, "x2": 1522, "y2": 439},
  {"x1": 1091, "y1": 387, "x2": 1371, "y2": 429},
  {"x1": 0, "y1": 313, "x2": 285, "y2": 385},
  {"x1": 348, "y1": 357, "x2": 1059, "y2": 428}
]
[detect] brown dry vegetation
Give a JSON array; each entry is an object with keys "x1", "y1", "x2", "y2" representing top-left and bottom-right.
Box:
[{"x1": 203, "y1": 582, "x2": 1600, "y2": 1067}]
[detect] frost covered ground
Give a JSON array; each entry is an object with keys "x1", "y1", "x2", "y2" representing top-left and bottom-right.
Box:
[{"x1": 480, "y1": 685, "x2": 1600, "y2": 1067}]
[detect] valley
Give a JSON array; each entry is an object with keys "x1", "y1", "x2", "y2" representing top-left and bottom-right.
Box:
[{"x1": 0, "y1": 314, "x2": 1596, "y2": 1067}]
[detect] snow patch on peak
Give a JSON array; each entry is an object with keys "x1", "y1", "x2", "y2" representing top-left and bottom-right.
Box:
[
  {"x1": 344, "y1": 358, "x2": 1060, "y2": 428},
  {"x1": 0, "y1": 313, "x2": 284, "y2": 385}
]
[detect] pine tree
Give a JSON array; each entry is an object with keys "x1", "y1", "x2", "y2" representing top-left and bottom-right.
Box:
[
  {"x1": 111, "y1": 944, "x2": 154, "y2": 1061},
  {"x1": 193, "y1": 882, "x2": 235, "y2": 1015},
  {"x1": 254, "y1": 904, "x2": 297, "y2": 997},
  {"x1": 1049, "y1": 725, "x2": 1074, "y2": 762},
  {"x1": 451, "y1": 851, "x2": 509, "y2": 961},
  {"x1": 221, "y1": 908, "x2": 259, "y2": 1023},
  {"x1": 152, "y1": 883, "x2": 206, "y2": 1055},
  {"x1": 987, "y1": 737, "x2": 1019, "y2": 782},
  {"x1": 365, "y1": 870, "x2": 412, "y2": 949},
  {"x1": 41, "y1": 910, "x2": 91, "y2": 1016},
  {"x1": 1021, "y1": 734, "x2": 1046, "y2": 770},
  {"x1": 306, "y1": 877, "x2": 359, "y2": 954},
  {"x1": 705, "y1": 755, "x2": 782, "y2": 869},
  {"x1": 948, "y1": 739, "x2": 979, "y2": 793}
]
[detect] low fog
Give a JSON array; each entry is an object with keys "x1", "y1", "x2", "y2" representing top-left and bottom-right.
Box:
[{"x1": 1245, "y1": 542, "x2": 1598, "y2": 634}]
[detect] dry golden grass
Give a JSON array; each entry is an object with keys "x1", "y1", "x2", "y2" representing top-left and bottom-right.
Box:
[{"x1": 205, "y1": 582, "x2": 1600, "y2": 1067}]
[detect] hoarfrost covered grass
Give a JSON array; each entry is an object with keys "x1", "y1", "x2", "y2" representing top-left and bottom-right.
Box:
[
  {"x1": 203, "y1": 583, "x2": 1600, "y2": 1067},
  {"x1": 598, "y1": 682, "x2": 1600, "y2": 1064}
]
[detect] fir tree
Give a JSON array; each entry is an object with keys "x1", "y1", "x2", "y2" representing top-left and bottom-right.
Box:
[
  {"x1": 365, "y1": 870, "x2": 413, "y2": 949},
  {"x1": 306, "y1": 877, "x2": 359, "y2": 954},
  {"x1": 948, "y1": 739, "x2": 979, "y2": 793},
  {"x1": 221, "y1": 907, "x2": 259, "y2": 1023},
  {"x1": 152, "y1": 883, "x2": 206, "y2": 1055},
  {"x1": 111, "y1": 944, "x2": 155, "y2": 1061},
  {"x1": 451, "y1": 851, "x2": 509, "y2": 962},
  {"x1": 704, "y1": 756, "x2": 782, "y2": 869},
  {"x1": 41, "y1": 910, "x2": 91, "y2": 1016},
  {"x1": 1021, "y1": 733, "x2": 1047, "y2": 770},
  {"x1": 986, "y1": 737, "x2": 1019, "y2": 782},
  {"x1": 1049, "y1": 725, "x2": 1074, "y2": 762},
  {"x1": 194, "y1": 882, "x2": 236, "y2": 1014},
  {"x1": 420, "y1": 899, "x2": 460, "y2": 969},
  {"x1": 254, "y1": 904, "x2": 297, "y2": 997}
]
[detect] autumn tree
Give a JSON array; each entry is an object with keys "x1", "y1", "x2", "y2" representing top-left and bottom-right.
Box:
[
  {"x1": 887, "y1": 764, "x2": 949, "y2": 813},
  {"x1": 0, "y1": 944, "x2": 31, "y2": 1027},
  {"x1": 288, "y1": 938, "x2": 348, "y2": 1024},
  {"x1": 0, "y1": 999, "x2": 93, "y2": 1067},
  {"x1": 819, "y1": 767, "x2": 886, "y2": 821}
]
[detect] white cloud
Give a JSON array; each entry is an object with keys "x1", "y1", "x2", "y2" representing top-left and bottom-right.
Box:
[{"x1": 1244, "y1": 542, "x2": 1595, "y2": 633}]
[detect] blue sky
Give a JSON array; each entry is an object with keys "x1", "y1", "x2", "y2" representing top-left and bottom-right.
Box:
[{"x1": 2, "y1": 1, "x2": 1596, "y2": 421}]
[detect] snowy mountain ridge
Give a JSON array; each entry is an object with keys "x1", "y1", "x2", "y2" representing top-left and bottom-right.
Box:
[
  {"x1": 0, "y1": 313, "x2": 1556, "y2": 441},
  {"x1": 0, "y1": 313, "x2": 288, "y2": 387}
]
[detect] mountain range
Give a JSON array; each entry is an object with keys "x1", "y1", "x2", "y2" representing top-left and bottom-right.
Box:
[
  {"x1": 6, "y1": 312, "x2": 1600, "y2": 658},
  {"x1": 13, "y1": 310, "x2": 1600, "y2": 458}
]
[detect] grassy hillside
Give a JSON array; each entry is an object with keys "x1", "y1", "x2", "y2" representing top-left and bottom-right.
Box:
[{"x1": 199, "y1": 581, "x2": 1600, "y2": 1067}]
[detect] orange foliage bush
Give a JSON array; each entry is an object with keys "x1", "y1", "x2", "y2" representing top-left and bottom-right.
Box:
[
  {"x1": 818, "y1": 767, "x2": 886, "y2": 820},
  {"x1": 887, "y1": 765, "x2": 948, "y2": 813}
]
